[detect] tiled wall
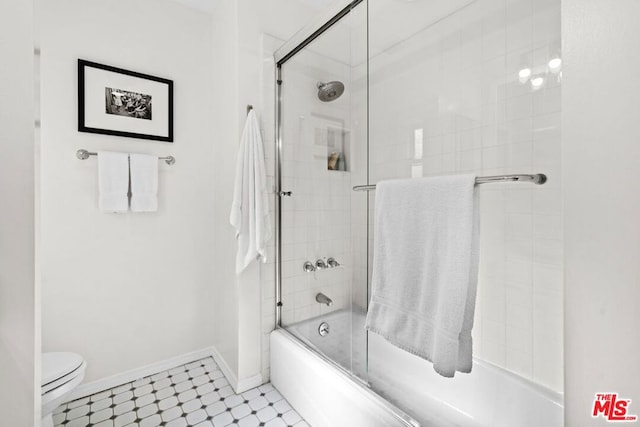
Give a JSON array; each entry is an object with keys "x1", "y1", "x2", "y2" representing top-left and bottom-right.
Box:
[
  {"x1": 368, "y1": 0, "x2": 562, "y2": 391},
  {"x1": 277, "y1": 48, "x2": 355, "y2": 325}
]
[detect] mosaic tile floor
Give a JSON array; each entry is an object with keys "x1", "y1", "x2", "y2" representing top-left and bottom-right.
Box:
[{"x1": 53, "y1": 357, "x2": 309, "y2": 427}]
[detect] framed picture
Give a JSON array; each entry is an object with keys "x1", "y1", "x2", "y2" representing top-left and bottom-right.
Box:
[{"x1": 78, "y1": 59, "x2": 173, "y2": 142}]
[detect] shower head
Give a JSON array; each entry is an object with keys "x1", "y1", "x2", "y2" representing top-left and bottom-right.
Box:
[{"x1": 317, "y1": 81, "x2": 344, "y2": 102}]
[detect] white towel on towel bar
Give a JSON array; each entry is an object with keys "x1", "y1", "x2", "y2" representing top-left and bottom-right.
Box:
[
  {"x1": 365, "y1": 175, "x2": 480, "y2": 378},
  {"x1": 130, "y1": 153, "x2": 158, "y2": 212},
  {"x1": 230, "y1": 109, "x2": 272, "y2": 274},
  {"x1": 97, "y1": 151, "x2": 129, "y2": 213}
]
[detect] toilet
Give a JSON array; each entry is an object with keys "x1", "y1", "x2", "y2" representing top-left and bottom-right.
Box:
[{"x1": 41, "y1": 352, "x2": 87, "y2": 427}]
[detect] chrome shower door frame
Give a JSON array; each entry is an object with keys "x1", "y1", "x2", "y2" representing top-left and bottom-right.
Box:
[{"x1": 273, "y1": 0, "x2": 365, "y2": 328}]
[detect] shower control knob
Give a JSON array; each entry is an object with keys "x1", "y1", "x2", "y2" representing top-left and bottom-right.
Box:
[
  {"x1": 279, "y1": 191, "x2": 293, "y2": 197},
  {"x1": 327, "y1": 257, "x2": 340, "y2": 268},
  {"x1": 303, "y1": 261, "x2": 316, "y2": 273},
  {"x1": 315, "y1": 259, "x2": 328, "y2": 270}
]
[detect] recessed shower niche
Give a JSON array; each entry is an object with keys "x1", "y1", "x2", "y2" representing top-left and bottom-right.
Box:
[{"x1": 311, "y1": 113, "x2": 350, "y2": 172}]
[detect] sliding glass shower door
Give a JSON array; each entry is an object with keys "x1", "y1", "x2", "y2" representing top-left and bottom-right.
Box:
[
  {"x1": 365, "y1": 0, "x2": 563, "y2": 415},
  {"x1": 277, "y1": 0, "x2": 562, "y2": 417},
  {"x1": 276, "y1": 1, "x2": 369, "y2": 380}
]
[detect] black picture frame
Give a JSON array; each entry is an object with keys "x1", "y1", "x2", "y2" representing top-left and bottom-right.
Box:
[{"x1": 78, "y1": 59, "x2": 174, "y2": 142}]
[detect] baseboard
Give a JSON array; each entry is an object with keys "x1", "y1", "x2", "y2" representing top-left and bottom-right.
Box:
[
  {"x1": 209, "y1": 347, "x2": 238, "y2": 392},
  {"x1": 209, "y1": 348, "x2": 263, "y2": 394},
  {"x1": 237, "y1": 373, "x2": 263, "y2": 394},
  {"x1": 66, "y1": 347, "x2": 216, "y2": 402}
]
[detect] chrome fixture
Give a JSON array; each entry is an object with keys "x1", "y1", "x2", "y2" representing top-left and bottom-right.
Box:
[
  {"x1": 352, "y1": 173, "x2": 547, "y2": 192},
  {"x1": 278, "y1": 191, "x2": 293, "y2": 197},
  {"x1": 317, "y1": 81, "x2": 344, "y2": 102},
  {"x1": 304, "y1": 258, "x2": 339, "y2": 272},
  {"x1": 315, "y1": 293, "x2": 333, "y2": 306},
  {"x1": 76, "y1": 149, "x2": 176, "y2": 165},
  {"x1": 318, "y1": 322, "x2": 330, "y2": 337}
]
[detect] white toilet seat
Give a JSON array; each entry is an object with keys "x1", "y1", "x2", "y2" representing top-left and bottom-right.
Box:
[
  {"x1": 42, "y1": 360, "x2": 85, "y2": 394},
  {"x1": 41, "y1": 352, "x2": 87, "y2": 426},
  {"x1": 42, "y1": 352, "x2": 85, "y2": 395}
]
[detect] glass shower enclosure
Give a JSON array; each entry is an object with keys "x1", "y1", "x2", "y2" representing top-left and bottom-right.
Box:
[{"x1": 275, "y1": 0, "x2": 562, "y2": 421}]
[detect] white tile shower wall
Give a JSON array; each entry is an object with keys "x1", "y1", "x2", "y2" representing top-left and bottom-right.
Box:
[
  {"x1": 368, "y1": 0, "x2": 562, "y2": 391},
  {"x1": 278, "y1": 45, "x2": 354, "y2": 327},
  {"x1": 349, "y1": 62, "x2": 370, "y2": 314},
  {"x1": 347, "y1": 2, "x2": 370, "y2": 315}
]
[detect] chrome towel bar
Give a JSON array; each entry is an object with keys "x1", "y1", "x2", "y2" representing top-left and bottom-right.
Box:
[
  {"x1": 76, "y1": 149, "x2": 175, "y2": 165},
  {"x1": 352, "y1": 173, "x2": 546, "y2": 192}
]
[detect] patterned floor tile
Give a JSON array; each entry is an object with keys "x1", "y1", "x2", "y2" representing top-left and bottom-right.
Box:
[{"x1": 54, "y1": 357, "x2": 308, "y2": 427}]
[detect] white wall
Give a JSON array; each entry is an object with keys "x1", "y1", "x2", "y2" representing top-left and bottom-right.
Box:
[
  {"x1": 39, "y1": 0, "x2": 216, "y2": 383},
  {"x1": 0, "y1": 0, "x2": 37, "y2": 424},
  {"x1": 563, "y1": 0, "x2": 640, "y2": 425},
  {"x1": 210, "y1": 0, "x2": 269, "y2": 390},
  {"x1": 211, "y1": 0, "x2": 335, "y2": 385},
  {"x1": 210, "y1": 0, "x2": 242, "y2": 385},
  {"x1": 37, "y1": 0, "x2": 313, "y2": 391}
]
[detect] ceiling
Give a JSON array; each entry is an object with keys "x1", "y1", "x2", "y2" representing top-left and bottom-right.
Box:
[
  {"x1": 168, "y1": 0, "x2": 334, "y2": 14},
  {"x1": 169, "y1": 0, "x2": 219, "y2": 13}
]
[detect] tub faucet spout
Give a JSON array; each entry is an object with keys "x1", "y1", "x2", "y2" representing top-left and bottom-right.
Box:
[{"x1": 315, "y1": 292, "x2": 333, "y2": 306}]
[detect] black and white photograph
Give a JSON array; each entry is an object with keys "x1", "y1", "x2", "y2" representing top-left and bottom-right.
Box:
[
  {"x1": 78, "y1": 59, "x2": 173, "y2": 142},
  {"x1": 105, "y1": 87, "x2": 152, "y2": 120}
]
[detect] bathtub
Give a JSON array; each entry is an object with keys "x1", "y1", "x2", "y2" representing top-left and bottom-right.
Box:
[{"x1": 271, "y1": 309, "x2": 563, "y2": 427}]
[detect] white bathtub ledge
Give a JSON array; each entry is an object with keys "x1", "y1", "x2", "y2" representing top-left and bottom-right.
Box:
[{"x1": 270, "y1": 329, "x2": 416, "y2": 427}]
